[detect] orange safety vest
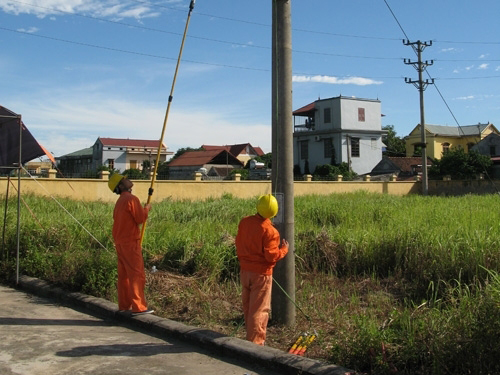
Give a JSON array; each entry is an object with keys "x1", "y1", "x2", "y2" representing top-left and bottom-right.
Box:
[
  {"x1": 112, "y1": 192, "x2": 148, "y2": 245},
  {"x1": 235, "y1": 214, "x2": 288, "y2": 275}
]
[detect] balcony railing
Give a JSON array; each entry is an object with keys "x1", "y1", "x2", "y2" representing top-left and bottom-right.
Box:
[{"x1": 294, "y1": 124, "x2": 314, "y2": 132}]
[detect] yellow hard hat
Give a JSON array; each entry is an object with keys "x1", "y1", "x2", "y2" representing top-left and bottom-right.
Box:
[
  {"x1": 108, "y1": 173, "x2": 125, "y2": 193},
  {"x1": 257, "y1": 194, "x2": 278, "y2": 219}
]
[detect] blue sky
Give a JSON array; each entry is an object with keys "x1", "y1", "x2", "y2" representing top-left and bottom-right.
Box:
[{"x1": 1, "y1": 0, "x2": 499, "y2": 158}]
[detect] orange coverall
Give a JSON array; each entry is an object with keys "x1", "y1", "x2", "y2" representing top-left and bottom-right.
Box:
[
  {"x1": 235, "y1": 214, "x2": 288, "y2": 345},
  {"x1": 112, "y1": 191, "x2": 149, "y2": 313}
]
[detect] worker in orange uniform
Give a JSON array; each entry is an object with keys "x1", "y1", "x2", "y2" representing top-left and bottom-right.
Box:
[
  {"x1": 108, "y1": 173, "x2": 154, "y2": 316},
  {"x1": 235, "y1": 194, "x2": 289, "y2": 345}
]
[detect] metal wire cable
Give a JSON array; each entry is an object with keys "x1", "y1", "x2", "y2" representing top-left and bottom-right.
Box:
[{"x1": 21, "y1": 166, "x2": 110, "y2": 252}]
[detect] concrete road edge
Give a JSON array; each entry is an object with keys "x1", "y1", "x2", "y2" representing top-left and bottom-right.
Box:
[{"x1": 16, "y1": 275, "x2": 353, "y2": 375}]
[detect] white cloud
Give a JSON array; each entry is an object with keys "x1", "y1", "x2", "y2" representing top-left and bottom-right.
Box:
[
  {"x1": 454, "y1": 96, "x2": 475, "y2": 100},
  {"x1": 39, "y1": 134, "x2": 96, "y2": 158},
  {"x1": 9, "y1": 95, "x2": 272, "y2": 157},
  {"x1": 465, "y1": 65, "x2": 474, "y2": 71},
  {"x1": 496, "y1": 66, "x2": 500, "y2": 71},
  {"x1": 0, "y1": 0, "x2": 165, "y2": 19},
  {"x1": 16, "y1": 26, "x2": 39, "y2": 33},
  {"x1": 478, "y1": 63, "x2": 489, "y2": 70},
  {"x1": 479, "y1": 54, "x2": 489, "y2": 59},
  {"x1": 231, "y1": 41, "x2": 255, "y2": 49},
  {"x1": 440, "y1": 47, "x2": 462, "y2": 53},
  {"x1": 292, "y1": 75, "x2": 383, "y2": 86}
]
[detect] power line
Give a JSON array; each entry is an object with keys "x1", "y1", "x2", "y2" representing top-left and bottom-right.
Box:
[
  {"x1": 3, "y1": 24, "x2": 499, "y2": 82},
  {"x1": 3, "y1": 0, "x2": 404, "y2": 61},
  {"x1": 437, "y1": 58, "x2": 500, "y2": 62},
  {"x1": 383, "y1": 1, "x2": 460, "y2": 127},
  {"x1": 436, "y1": 75, "x2": 500, "y2": 80},
  {"x1": 436, "y1": 39, "x2": 500, "y2": 45},
  {"x1": 10, "y1": 0, "x2": 500, "y2": 47},
  {"x1": 6, "y1": 0, "x2": 498, "y2": 65},
  {"x1": 382, "y1": 0, "x2": 497, "y2": 186},
  {"x1": 0, "y1": 26, "x2": 268, "y2": 72}
]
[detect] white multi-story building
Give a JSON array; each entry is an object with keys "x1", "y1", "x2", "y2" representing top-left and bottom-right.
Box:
[
  {"x1": 293, "y1": 96, "x2": 386, "y2": 175},
  {"x1": 93, "y1": 137, "x2": 170, "y2": 173},
  {"x1": 57, "y1": 137, "x2": 172, "y2": 177}
]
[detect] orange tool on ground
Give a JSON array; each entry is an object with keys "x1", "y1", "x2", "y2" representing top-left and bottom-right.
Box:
[
  {"x1": 288, "y1": 334, "x2": 304, "y2": 354},
  {"x1": 289, "y1": 332, "x2": 317, "y2": 356},
  {"x1": 295, "y1": 333, "x2": 316, "y2": 356}
]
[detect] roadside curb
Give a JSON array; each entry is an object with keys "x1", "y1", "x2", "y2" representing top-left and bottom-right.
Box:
[{"x1": 17, "y1": 275, "x2": 352, "y2": 375}]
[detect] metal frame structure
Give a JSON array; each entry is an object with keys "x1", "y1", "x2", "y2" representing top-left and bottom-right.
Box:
[{"x1": 0, "y1": 113, "x2": 23, "y2": 283}]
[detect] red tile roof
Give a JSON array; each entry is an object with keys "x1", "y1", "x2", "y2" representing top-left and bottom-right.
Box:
[
  {"x1": 168, "y1": 150, "x2": 243, "y2": 167},
  {"x1": 202, "y1": 143, "x2": 265, "y2": 157},
  {"x1": 387, "y1": 157, "x2": 433, "y2": 173},
  {"x1": 98, "y1": 137, "x2": 165, "y2": 148},
  {"x1": 253, "y1": 146, "x2": 265, "y2": 156},
  {"x1": 293, "y1": 102, "x2": 316, "y2": 116},
  {"x1": 202, "y1": 145, "x2": 230, "y2": 152}
]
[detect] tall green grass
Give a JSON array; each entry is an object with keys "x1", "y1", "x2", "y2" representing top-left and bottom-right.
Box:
[
  {"x1": 2, "y1": 191, "x2": 500, "y2": 374},
  {"x1": 3, "y1": 191, "x2": 500, "y2": 301},
  {"x1": 295, "y1": 192, "x2": 500, "y2": 296}
]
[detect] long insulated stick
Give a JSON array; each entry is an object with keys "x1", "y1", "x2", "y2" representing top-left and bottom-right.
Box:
[{"x1": 140, "y1": 0, "x2": 196, "y2": 246}]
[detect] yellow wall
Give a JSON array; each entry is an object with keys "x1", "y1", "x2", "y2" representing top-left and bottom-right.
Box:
[
  {"x1": 0, "y1": 177, "x2": 420, "y2": 203},
  {"x1": 2, "y1": 177, "x2": 496, "y2": 202}
]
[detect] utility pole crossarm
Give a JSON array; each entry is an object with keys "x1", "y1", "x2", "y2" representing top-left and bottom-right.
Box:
[{"x1": 403, "y1": 39, "x2": 434, "y2": 196}]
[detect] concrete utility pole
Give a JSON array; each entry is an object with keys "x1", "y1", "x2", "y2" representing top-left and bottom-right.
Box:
[
  {"x1": 271, "y1": 0, "x2": 295, "y2": 326},
  {"x1": 404, "y1": 40, "x2": 434, "y2": 196}
]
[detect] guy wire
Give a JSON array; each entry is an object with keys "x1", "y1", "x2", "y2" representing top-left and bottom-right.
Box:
[{"x1": 21, "y1": 166, "x2": 109, "y2": 252}]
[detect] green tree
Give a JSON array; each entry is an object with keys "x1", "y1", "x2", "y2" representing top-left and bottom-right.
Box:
[
  {"x1": 429, "y1": 149, "x2": 492, "y2": 180},
  {"x1": 122, "y1": 168, "x2": 148, "y2": 180},
  {"x1": 230, "y1": 168, "x2": 249, "y2": 180},
  {"x1": 312, "y1": 162, "x2": 357, "y2": 181},
  {"x1": 156, "y1": 161, "x2": 169, "y2": 180},
  {"x1": 254, "y1": 153, "x2": 272, "y2": 168},
  {"x1": 382, "y1": 125, "x2": 407, "y2": 157},
  {"x1": 142, "y1": 159, "x2": 152, "y2": 174}
]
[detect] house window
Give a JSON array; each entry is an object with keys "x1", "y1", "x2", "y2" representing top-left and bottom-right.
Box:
[
  {"x1": 351, "y1": 137, "x2": 360, "y2": 157},
  {"x1": 358, "y1": 108, "x2": 365, "y2": 122},
  {"x1": 324, "y1": 138, "x2": 333, "y2": 158},
  {"x1": 108, "y1": 159, "x2": 114, "y2": 169},
  {"x1": 442, "y1": 142, "x2": 450, "y2": 153},
  {"x1": 490, "y1": 146, "x2": 496, "y2": 156},
  {"x1": 130, "y1": 160, "x2": 137, "y2": 169},
  {"x1": 467, "y1": 143, "x2": 475, "y2": 152},
  {"x1": 108, "y1": 147, "x2": 111, "y2": 150},
  {"x1": 300, "y1": 140, "x2": 309, "y2": 160},
  {"x1": 324, "y1": 108, "x2": 331, "y2": 123}
]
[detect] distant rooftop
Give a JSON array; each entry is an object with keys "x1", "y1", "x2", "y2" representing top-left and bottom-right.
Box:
[{"x1": 98, "y1": 137, "x2": 165, "y2": 149}]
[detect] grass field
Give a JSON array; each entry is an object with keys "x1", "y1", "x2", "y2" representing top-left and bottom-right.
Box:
[{"x1": 2, "y1": 191, "x2": 500, "y2": 374}]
